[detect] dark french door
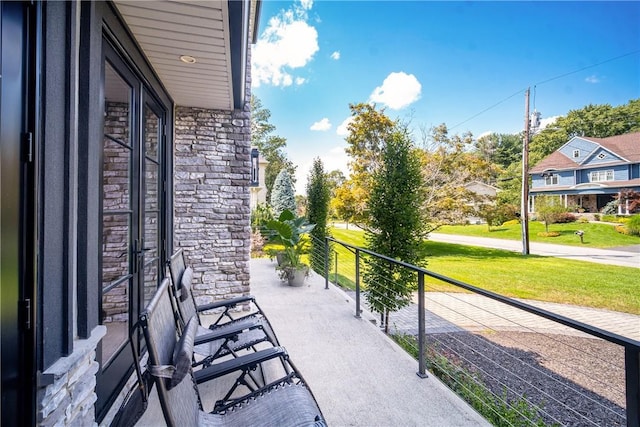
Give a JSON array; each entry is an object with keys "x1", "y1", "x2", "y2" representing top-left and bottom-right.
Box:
[
  {"x1": 96, "y1": 39, "x2": 166, "y2": 416},
  {"x1": 1, "y1": 1, "x2": 36, "y2": 425}
]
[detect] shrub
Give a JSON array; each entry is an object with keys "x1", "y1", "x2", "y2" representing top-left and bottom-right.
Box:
[
  {"x1": 593, "y1": 214, "x2": 600, "y2": 221},
  {"x1": 614, "y1": 225, "x2": 630, "y2": 235},
  {"x1": 555, "y1": 212, "x2": 577, "y2": 223},
  {"x1": 537, "y1": 231, "x2": 560, "y2": 237},
  {"x1": 601, "y1": 214, "x2": 622, "y2": 223},
  {"x1": 250, "y1": 229, "x2": 266, "y2": 257},
  {"x1": 626, "y1": 214, "x2": 640, "y2": 236},
  {"x1": 577, "y1": 217, "x2": 589, "y2": 223},
  {"x1": 251, "y1": 203, "x2": 274, "y2": 231},
  {"x1": 601, "y1": 199, "x2": 619, "y2": 215},
  {"x1": 502, "y1": 219, "x2": 520, "y2": 226}
]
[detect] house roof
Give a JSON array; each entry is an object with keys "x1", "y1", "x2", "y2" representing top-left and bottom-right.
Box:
[
  {"x1": 529, "y1": 132, "x2": 640, "y2": 174},
  {"x1": 114, "y1": 0, "x2": 259, "y2": 110}
]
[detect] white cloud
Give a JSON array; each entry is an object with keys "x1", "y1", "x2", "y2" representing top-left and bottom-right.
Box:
[
  {"x1": 539, "y1": 115, "x2": 561, "y2": 131},
  {"x1": 299, "y1": 0, "x2": 313, "y2": 10},
  {"x1": 310, "y1": 118, "x2": 331, "y2": 131},
  {"x1": 336, "y1": 116, "x2": 354, "y2": 136},
  {"x1": 585, "y1": 75, "x2": 600, "y2": 84},
  {"x1": 331, "y1": 51, "x2": 340, "y2": 60},
  {"x1": 369, "y1": 72, "x2": 422, "y2": 110},
  {"x1": 252, "y1": 4, "x2": 319, "y2": 88}
]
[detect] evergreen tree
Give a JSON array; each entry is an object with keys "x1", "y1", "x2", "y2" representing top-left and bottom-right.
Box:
[
  {"x1": 365, "y1": 130, "x2": 426, "y2": 333},
  {"x1": 271, "y1": 169, "x2": 296, "y2": 217},
  {"x1": 306, "y1": 158, "x2": 330, "y2": 274}
]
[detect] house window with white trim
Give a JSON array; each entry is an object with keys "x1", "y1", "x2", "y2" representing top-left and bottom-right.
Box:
[
  {"x1": 544, "y1": 174, "x2": 559, "y2": 185},
  {"x1": 573, "y1": 149, "x2": 580, "y2": 158},
  {"x1": 597, "y1": 152, "x2": 607, "y2": 160},
  {"x1": 590, "y1": 170, "x2": 614, "y2": 182}
]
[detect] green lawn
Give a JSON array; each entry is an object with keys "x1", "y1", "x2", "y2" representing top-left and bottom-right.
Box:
[
  {"x1": 328, "y1": 228, "x2": 640, "y2": 315},
  {"x1": 436, "y1": 221, "x2": 640, "y2": 248}
]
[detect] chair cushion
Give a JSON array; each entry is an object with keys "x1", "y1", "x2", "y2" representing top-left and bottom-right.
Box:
[
  {"x1": 180, "y1": 266, "x2": 194, "y2": 302},
  {"x1": 169, "y1": 315, "x2": 197, "y2": 389}
]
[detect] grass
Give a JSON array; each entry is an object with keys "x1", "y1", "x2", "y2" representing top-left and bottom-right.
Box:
[
  {"x1": 328, "y1": 228, "x2": 640, "y2": 315},
  {"x1": 393, "y1": 333, "x2": 550, "y2": 427},
  {"x1": 436, "y1": 221, "x2": 640, "y2": 248}
]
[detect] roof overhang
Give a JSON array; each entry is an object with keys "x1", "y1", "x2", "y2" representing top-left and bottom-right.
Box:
[{"x1": 114, "y1": 0, "x2": 259, "y2": 111}]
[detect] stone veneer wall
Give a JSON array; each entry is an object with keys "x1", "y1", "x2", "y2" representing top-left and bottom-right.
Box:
[
  {"x1": 173, "y1": 105, "x2": 252, "y2": 304},
  {"x1": 38, "y1": 326, "x2": 106, "y2": 426}
]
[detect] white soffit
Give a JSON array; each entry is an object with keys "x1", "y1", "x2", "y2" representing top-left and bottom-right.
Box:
[{"x1": 114, "y1": 0, "x2": 234, "y2": 110}]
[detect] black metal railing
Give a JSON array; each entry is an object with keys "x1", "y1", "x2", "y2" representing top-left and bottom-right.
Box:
[{"x1": 313, "y1": 236, "x2": 640, "y2": 427}]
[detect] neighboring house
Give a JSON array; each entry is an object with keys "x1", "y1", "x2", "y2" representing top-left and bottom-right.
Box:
[
  {"x1": 463, "y1": 181, "x2": 501, "y2": 224},
  {"x1": 0, "y1": 1, "x2": 259, "y2": 425},
  {"x1": 250, "y1": 151, "x2": 269, "y2": 210},
  {"x1": 529, "y1": 132, "x2": 640, "y2": 215}
]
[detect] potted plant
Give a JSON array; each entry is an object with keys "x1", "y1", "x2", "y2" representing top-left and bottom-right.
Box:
[{"x1": 264, "y1": 210, "x2": 315, "y2": 286}]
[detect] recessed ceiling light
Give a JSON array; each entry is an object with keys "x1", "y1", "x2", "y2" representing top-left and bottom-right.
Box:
[{"x1": 179, "y1": 55, "x2": 197, "y2": 64}]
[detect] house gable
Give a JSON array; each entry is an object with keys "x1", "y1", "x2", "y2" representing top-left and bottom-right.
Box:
[
  {"x1": 558, "y1": 136, "x2": 599, "y2": 164},
  {"x1": 582, "y1": 147, "x2": 625, "y2": 166}
]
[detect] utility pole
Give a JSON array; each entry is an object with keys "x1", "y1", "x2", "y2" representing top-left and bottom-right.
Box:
[{"x1": 521, "y1": 88, "x2": 531, "y2": 255}]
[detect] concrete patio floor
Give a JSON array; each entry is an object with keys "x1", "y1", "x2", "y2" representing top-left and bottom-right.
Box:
[
  {"x1": 133, "y1": 257, "x2": 489, "y2": 426},
  {"x1": 245, "y1": 258, "x2": 489, "y2": 426}
]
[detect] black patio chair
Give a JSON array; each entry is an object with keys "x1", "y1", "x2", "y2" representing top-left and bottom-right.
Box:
[
  {"x1": 139, "y1": 278, "x2": 325, "y2": 426},
  {"x1": 168, "y1": 249, "x2": 280, "y2": 367}
]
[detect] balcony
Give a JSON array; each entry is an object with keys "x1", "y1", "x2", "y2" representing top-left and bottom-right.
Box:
[
  {"x1": 133, "y1": 257, "x2": 490, "y2": 426},
  {"x1": 132, "y1": 242, "x2": 639, "y2": 426}
]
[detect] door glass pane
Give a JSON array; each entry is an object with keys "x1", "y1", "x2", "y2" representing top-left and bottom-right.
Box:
[
  {"x1": 101, "y1": 62, "x2": 132, "y2": 364},
  {"x1": 142, "y1": 103, "x2": 161, "y2": 307},
  {"x1": 144, "y1": 105, "x2": 159, "y2": 162}
]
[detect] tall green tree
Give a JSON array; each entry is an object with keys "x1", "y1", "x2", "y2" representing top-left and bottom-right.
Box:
[
  {"x1": 365, "y1": 130, "x2": 426, "y2": 333},
  {"x1": 270, "y1": 169, "x2": 296, "y2": 217},
  {"x1": 306, "y1": 158, "x2": 331, "y2": 274},
  {"x1": 343, "y1": 103, "x2": 397, "y2": 225},
  {"x1": 250, "y1": 95, "x2": 296, "y2": 202},
  {"x1": 475, "y1": 132, "x2": 523, "y2": 170},
  {"x1": 418, "y1": 124, "x2": 499, "y2": 231}
]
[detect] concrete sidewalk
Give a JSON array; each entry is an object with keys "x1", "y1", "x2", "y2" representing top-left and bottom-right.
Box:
[
  {"x1": 430, "y1": 233, "x2": 640, "y2": 268},
  {"x1": 250, "y1": 258, "x2": 490, "y2": 427}
]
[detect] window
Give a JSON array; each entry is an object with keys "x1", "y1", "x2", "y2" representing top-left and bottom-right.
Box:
[
  {"x1": 590, "y1": 170, "x2": 614, "y2": 182},
  {"x1": 573, "y1": 149, "x2": 580, "y2": 158},
  {"x1": 597, "y1": 152, "x2": 607, "y2": 160},
  {"x1": 544, "y1": 174, "x2": 559, "y2": 185}
]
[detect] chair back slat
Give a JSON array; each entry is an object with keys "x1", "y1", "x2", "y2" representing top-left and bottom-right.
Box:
[
  {"x1": 169, "y1": 249, "x2": 186, "y2": 289},
  {"x1": 140, "y1": 278, "x2": 199, "y2": 426}
]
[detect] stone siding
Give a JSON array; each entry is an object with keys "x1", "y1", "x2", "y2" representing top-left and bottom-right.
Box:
[
  {"x1": 38, "y1": 326, "x2": 106, "y2": 427},
  {"x1": 173, "y1": 105, "x2": 252, "y2": 305}
]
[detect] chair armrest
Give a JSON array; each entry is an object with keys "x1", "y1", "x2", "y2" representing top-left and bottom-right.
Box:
[
  {"x1": 193, "y1": 320, "x2": 260, "y2": 346},
  {"x1": 193, "y1": 346, "x2": 287, "y2": 384},
  {"x1": 196, "y1": 295, "x2": 256, "y2": 312}
]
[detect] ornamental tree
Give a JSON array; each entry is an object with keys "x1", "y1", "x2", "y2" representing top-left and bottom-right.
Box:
[
  {"x1": 270, "y1": 169, "x2": 296, "y2": 217},
  {"x1": 364, "y1": 129, "x2": 426, "y2": 333},
  {"x1": 306, "y1": 158, "x2": 331, "y2": 274}
]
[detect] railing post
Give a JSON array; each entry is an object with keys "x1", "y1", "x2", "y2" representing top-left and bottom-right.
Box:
[
  {"x1": 324, "y1": 237, "x2": 329, "y2": 290},
  {"x1": 355, "y1": 248, "x2": 361, "y2": 319},
  {"x1": 626, "y1": 345, "x2": 640, "y2": 427},
  {"x1": 334, "y1": 251, "x2": 338, "y2": 288},
  {"x1": 417, "y1": 271, "x2": 427, "y2": 378}
]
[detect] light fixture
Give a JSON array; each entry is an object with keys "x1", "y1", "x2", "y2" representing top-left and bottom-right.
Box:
[{"x1": 179, "y1": 55, "x2": 197, "y2": 64}]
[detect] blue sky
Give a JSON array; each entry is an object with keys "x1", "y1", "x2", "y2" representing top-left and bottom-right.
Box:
[{"x1": 251, "y1": 1, "x2": 640, "y2": 193}]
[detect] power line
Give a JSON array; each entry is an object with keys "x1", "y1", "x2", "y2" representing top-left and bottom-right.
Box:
[
  {"x1": 448, "y1": 49, "x2": 640, "y2": 132},
  {"x1": 533, "y1": 49, "x2": 640, "y2": 86}
]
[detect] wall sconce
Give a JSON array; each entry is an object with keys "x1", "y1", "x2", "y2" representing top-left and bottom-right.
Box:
[{"x1": 250, "y1": 148, "x2": 259, "y2": 187}]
